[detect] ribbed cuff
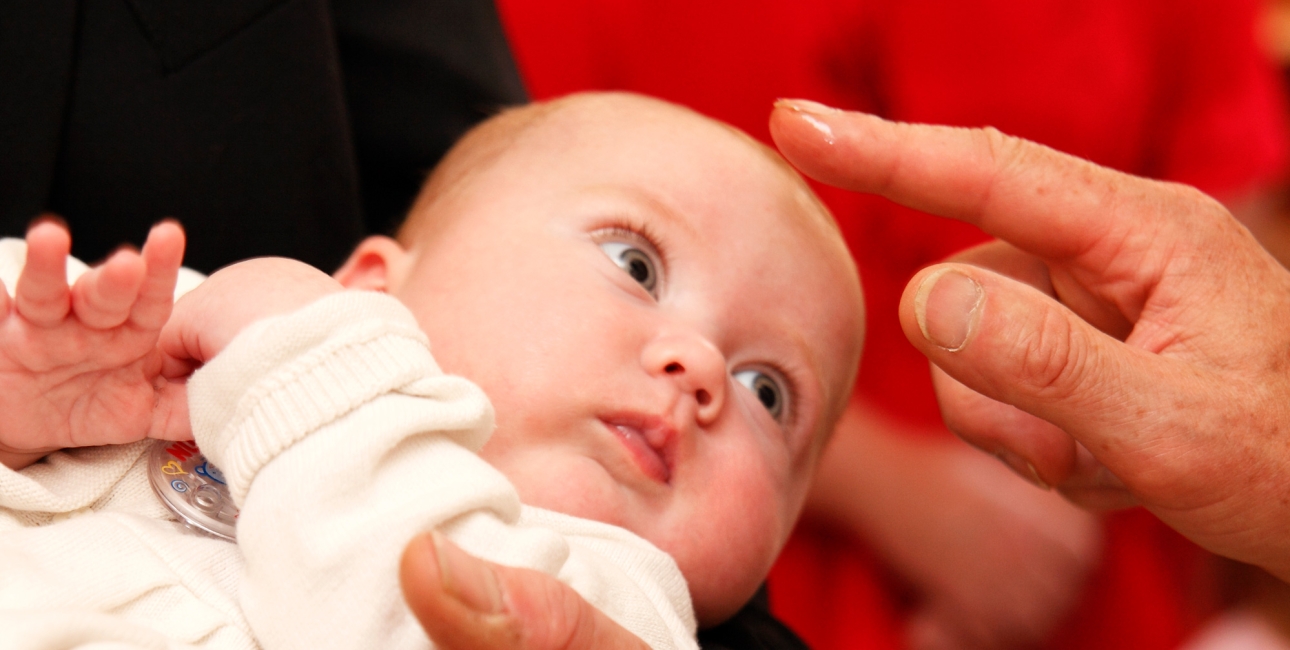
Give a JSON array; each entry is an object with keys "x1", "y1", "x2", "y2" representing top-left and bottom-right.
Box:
[{"x1": 188, "y1": 291, "x2": 436, "y2": 504}]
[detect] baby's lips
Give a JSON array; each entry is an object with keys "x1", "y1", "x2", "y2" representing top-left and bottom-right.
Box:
[{"x1": 603, "y1": 414, "x2": 677, "y2": 484}]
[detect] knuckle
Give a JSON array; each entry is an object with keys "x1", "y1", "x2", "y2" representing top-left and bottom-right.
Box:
[
  {"x1": 552, "y1": 590, "x2": 593, "y2": 650},
  {"x1": 1160, "y1": 182, "x2": 1229, "y2": 229},
  {"x1": 1013, "y1": 307, "x2": 1088, "y2": 400},
  {"x1": 979, "y1": 127, "x2": 1031, "y2": 178},
  {"x1": 521, "y1": 575, "x2": 592, "y2": 650},
  {"x1": 1168, "y1": 182, "x2": 1224, "y2": 213},
  {"x1": 975, "y1": 127, "x2": 1041, "y2": 212},
  {"x1": 18, "y1": 298, "x2": 65, "y2": 324}
]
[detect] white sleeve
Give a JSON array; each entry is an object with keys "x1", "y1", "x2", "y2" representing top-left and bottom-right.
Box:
[{"x1": 189, "y1": 291, "x2": 697, "y2": 650}]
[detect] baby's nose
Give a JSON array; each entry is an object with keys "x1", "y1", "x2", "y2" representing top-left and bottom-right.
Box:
[{"x1": 641, "y1": 332, "x2": 726, "y2": 426}]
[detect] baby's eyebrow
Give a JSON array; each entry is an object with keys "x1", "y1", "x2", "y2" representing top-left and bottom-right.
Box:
[{"x1": 583, "y1": 185, "x2": 700, "y2": 240}]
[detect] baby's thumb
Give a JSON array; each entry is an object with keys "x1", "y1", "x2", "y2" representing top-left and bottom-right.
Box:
[
  {"x1": 157, "y1": 290, "x2": 219, "y2": 371},
  {"x1": 149, "y1": 379, "x2": 193, "y2": 442},
  {"x1": 899, "y1": 263, "x2": 1166, "y2": 485}
]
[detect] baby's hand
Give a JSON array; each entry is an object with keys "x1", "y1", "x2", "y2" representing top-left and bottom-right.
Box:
[
  {"x1": 159, "y1": 257, "x2": 344, "y2": 374},
  {"x1": 0, "y1": 220, "x2": 187, "y2": 470}
]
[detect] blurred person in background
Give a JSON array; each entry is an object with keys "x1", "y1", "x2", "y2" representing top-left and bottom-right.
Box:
[
  {"x1": 493, "y1": 0, "x2": 1290, "y2": 648},
  {"x1": 1251, "y1": 0, "x2": 1290, "y2": 267}
]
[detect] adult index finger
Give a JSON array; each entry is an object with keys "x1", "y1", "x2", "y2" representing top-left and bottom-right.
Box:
[{"x1": 767, "y1": 100, "x2": 1222, "y2": 274}]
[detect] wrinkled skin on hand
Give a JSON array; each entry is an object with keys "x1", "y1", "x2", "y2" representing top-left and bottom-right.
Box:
[{"x1": 770, "y1": 99, "x2": 1290, "y2": 581}]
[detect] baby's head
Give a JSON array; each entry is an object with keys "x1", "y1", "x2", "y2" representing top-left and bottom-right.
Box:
[{"x1": 335, "y1": 92, "x2": 864, "y2": 625}]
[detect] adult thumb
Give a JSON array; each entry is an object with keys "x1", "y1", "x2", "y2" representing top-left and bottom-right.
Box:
[
  {"x1": 899, "y1": 262, "x2": 1175, "y2": 487},
  {"x1": 400, "y1": 532, "x2": 650, "y2": 650}
]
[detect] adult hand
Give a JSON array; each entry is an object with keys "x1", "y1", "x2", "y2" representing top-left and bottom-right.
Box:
[
  {"x1": 769, "y1": 99, "x2": 1290, "y2": 580},
  {"x1": 400, "y1": 532, "x2": 649, "y2": 650}
]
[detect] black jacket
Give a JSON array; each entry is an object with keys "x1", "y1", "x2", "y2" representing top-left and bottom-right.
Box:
[{"x1": 2, "y1": 0, "x2": 524, "y2": 272}]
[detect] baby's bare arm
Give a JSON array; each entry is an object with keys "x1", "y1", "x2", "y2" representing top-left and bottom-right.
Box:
[{"x1": 0, "y1": 221, "x2": 186, "y2": 470}]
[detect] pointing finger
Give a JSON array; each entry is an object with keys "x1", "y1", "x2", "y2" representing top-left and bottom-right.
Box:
[{"x1": 769, "y1": 100, "x2": 1238, "y2": 320}]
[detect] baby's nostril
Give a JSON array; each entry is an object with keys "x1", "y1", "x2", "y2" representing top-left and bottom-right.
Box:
[
  {"x1": 696, "y1": 389, "x2": 711, "y2": 406},
  {"x1": 665, "y1": 362, "x2": 683, "y2": 374}
]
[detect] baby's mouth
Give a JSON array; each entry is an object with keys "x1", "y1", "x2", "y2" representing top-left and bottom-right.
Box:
[{"x1": 605, "y1": 421, "x2": 672, "y2": 484}]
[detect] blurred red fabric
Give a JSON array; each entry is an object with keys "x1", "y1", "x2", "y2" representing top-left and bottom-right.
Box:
[{"x1": 495, "y1": 1, "x2": 1289, "y2": 647}]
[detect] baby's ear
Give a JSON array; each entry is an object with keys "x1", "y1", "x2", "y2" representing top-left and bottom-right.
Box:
[{"x1": 333, "y1": 236, "x2": 408, "y2": 292}]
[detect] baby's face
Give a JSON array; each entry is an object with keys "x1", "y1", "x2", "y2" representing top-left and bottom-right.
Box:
[{"x1": 356, "y1": 97, "x2": 863, "y2": 624}]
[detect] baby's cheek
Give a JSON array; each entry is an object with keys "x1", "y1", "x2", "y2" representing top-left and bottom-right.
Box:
[
  {"x1": 717, "y1": 467, "x2": 787, "y2": 563},
  {"x1": 483, "y1": 445, "x2": 630, "y2": 528},
  {"x1": 680, "y1": 456, "x2": 789, "y2": 624}
]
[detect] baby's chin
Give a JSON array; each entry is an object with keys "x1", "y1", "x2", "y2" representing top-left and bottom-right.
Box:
[
  {"x1": 686, "y1": 556, "x2": 774, "y2": 628},
  {"x1": 481, "y1": 428, "x2": 786, "y2": 625},
  {"x1": 667, "y1": 527, "x2": 784, "y2": 628}
]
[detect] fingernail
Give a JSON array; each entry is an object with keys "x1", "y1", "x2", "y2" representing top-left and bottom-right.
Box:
[
  {"x1": 432, "y1": 531, "x2": 504, "y2": 614},
  {"x1": 775, "y1": 98, "x2": 843, "y2": 114},
  {"x1": 774, "y1": 98, "x2": 838, "y2": 144},
  {"x1": 995, "y1": 450, "x2": 1051, "y2": 490},
  {"x1": 914, "y1": 268, "x2": 983, "y2": 351}
]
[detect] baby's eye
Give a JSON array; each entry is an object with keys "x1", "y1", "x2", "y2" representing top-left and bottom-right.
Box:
[
  {"x1": 734, "y1": 369, "x2": 786, "y2": 422},
  {"x1": 599, "y1": 241, "x2": 659, "y2": 296}
]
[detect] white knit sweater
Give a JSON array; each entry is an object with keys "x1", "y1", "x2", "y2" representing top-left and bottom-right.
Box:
[{"x1": 0, "y1": 241, "x2": 697, "y2": 650}]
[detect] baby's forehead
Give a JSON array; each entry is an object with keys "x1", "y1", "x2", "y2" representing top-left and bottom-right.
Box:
[{"x1": 519, "y1": 101, "x2": 835, "y2": 234}]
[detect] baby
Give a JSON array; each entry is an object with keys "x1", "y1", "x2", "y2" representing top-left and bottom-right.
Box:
[{"x1": 0, "y1": 93, "x2": 864, "y2": 649}]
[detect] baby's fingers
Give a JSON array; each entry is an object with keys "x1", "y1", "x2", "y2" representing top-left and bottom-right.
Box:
[
  {"x1": 71, "y1": 249, "x2": 146, "y2": 329},
  {"x1": 130, "y1": 221, "x2": 185, "y2": 330},
  {"x1": 15, "y1": 221, "x2": 72, "y2": 326}
]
